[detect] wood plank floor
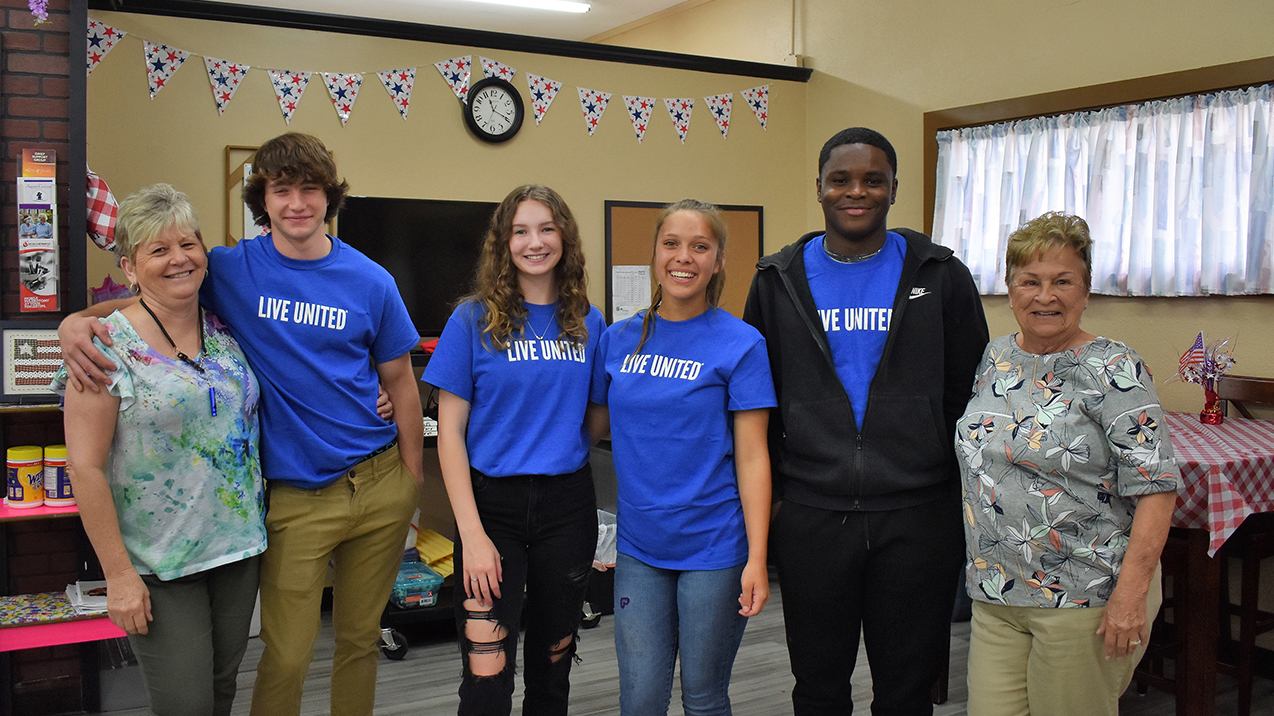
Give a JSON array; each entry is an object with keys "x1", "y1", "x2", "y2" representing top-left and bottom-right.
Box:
[{"x1": 110, "y1": 573, "x2": 1273, "y2": 715}]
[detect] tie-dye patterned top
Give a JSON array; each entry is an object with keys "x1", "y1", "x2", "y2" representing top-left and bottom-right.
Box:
[
  {"x1": 54, "y1": 310, "x2": 266, "y2": 580},
  {"x1": 956, "y1": 335, "x2": 1180, "y2": 609}
]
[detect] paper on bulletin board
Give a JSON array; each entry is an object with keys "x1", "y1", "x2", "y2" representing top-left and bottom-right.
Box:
[
  {"x1": 17, "y1": 177, "x2": 58, "y2": 312},
  {"x1": 611, "y1": 265, "x2": 650, "y2": 321}
]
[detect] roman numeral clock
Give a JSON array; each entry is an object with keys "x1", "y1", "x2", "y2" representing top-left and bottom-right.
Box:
[{"x1": 463, "y1": 77, "x2": 525, "y2": 143}]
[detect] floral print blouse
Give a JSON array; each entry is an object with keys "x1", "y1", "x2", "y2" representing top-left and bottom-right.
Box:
[
  {"x1": 54, "y1": 311, "x2": 266, "y2": 580},
  {"x1": 957, "y1": 335, "x2": 1180, "y2": 609}
]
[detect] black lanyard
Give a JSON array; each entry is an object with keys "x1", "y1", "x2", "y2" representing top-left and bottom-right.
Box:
[{"x1": 138, "y1": 298, "x2": 217, "y2": 417}]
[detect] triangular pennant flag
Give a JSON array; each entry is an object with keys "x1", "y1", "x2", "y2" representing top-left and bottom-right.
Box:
[
  {"x1": 704, "y1": 93, "x2": 733, "y2": 138},
  {"x1": 741, "y1": 85, "x2": 769, "y2": 129},
  {"x1": 86, "y1": 18, "x2": 125, "y2": 75},
  {"x1": 377, "y1": 68, "x2": 416, "y2": 120},
  {"x1": 268, "y1": 69, "x2": 311, "y2": 125},
  {"x1": 525, "y1": 73, "x2": 562, "y2": 126},
  {"x1": 142, "y1": 40, "x2": 190, "y2": 99},
  {"x1": 435, "y1": 56, "x2": 472, "y2": 102},
  {"x1": 663, "y1": 98, "x2": 694, "y2": 144},
  {"x1": 322, "y1": 72, "x2": 363, "y2": 126},
  {"x1": 203, "y1": 56, "x2": 250, "y2": 116},
  {"x1": 479, "y1": 56, "x2": 517, "y2": 82},
  {"x1": 577, "y1": 87, "x2": 611, "y2": 137},
  {"x1": 623, "y1": 96, "x2": 656, "y2": 144}
]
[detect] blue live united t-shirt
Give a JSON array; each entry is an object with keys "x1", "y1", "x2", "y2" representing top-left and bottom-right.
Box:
[
  {"x1": 804, "y1": 231, "x2": 905, "y2": 430},
  {"x1": 423, "y1": 301, "x2": 607, "y2": 477},
  {"x1": 590, "y1": 308, "x2": 776, "y2": 571},
  {"x1": 201, "y1": 235, "x2": 420, "y2": 489}
]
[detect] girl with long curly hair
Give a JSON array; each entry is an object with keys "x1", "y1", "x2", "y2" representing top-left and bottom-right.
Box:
[{"x1": 423, "y1": 185, "x2": 605, "y2": 715}]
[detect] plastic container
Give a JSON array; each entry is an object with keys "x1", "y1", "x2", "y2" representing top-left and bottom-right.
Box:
[
  {"x1": 6, "y1": 445, "x2": 44, "y2": 508},
  {"x1": 43, "y1": 444, "x2": 74, "y2": 506},
  {"x1": 389, "y1": 561, "x2": 443, "y2": 609}
]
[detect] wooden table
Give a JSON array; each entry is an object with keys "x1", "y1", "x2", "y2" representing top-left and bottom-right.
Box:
[{"x1": 1164, "y1": 412, "x2": 1274, "y2": 716}]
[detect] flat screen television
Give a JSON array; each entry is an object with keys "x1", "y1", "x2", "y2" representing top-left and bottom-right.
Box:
[{"x1": 336, "y1": 196, "x2": 498, "y2": 337}]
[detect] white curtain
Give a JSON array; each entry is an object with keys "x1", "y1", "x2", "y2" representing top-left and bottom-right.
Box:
[{"x1": 933, "y1": 84, "x2": 1274, "y2": 296}]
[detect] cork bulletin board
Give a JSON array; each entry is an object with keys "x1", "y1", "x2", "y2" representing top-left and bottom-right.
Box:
[{"x1": 603, "y1": 201, "x2": 763, "y2": 323}]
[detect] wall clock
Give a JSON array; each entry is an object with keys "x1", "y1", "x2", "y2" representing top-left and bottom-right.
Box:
[{"x1": 464, "y1": 77, "x2": 524, "y2": 143}]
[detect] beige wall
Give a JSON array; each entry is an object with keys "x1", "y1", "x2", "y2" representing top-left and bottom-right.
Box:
[
  {"x1": 86, "y1": 11, "x2": 808, "y2": 315},
  {"x1": 601, "y1": 0, "x2": 1274, "y2": 410}
]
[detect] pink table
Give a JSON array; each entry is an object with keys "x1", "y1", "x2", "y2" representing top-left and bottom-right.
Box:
[{"x1": 0, "y1": 617, "x2": 124, "y2": 653}]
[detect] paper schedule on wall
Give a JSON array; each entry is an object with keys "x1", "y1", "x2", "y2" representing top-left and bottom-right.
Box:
[{"x1": 611, "y1": 266, "x2": 650, "y2": 321}]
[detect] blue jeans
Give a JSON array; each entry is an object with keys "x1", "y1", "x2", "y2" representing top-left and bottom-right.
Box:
[{"x1": 613, "y1": 552, "x2": 748, "y2": 716}]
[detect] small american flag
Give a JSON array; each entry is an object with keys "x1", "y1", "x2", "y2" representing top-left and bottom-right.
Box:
[{"x1": 1179, "y1": 332, "x2": 1205, "y2": 372}]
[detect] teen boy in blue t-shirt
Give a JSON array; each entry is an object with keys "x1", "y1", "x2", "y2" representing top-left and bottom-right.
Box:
[
  {"x1": 744, "y1": 127, "x2": 988, "y2": 715},
  {"x1": 58, "y1": 133, "x2": 424, "y2": 716}
]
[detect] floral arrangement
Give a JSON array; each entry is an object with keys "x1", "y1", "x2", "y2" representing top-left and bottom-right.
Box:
[
  {"x1": 1173, "y1": 332, "x2": 1237, "y2": 423},
  {"x1": 28, "y1": 0, "x2": 48, "y2": 25}
]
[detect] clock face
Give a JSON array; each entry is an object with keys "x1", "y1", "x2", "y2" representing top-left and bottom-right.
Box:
[{"x1": 465, "y1": 78, "x2": 524, "y2": 143}]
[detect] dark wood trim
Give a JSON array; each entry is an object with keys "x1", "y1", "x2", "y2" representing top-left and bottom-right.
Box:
[
  {"x1": 69, "y1": 0, "x2": 89, "y2": 312},
  {"x1": 88, "y1": 0, "x2": 812, "y2": 83},
  {"x1": 922, "y1": 56, "x2": 1274, "y2": 234}
]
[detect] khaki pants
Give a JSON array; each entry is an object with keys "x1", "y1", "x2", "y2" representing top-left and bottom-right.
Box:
[
  {"x1": 966, "y1": 566, "x2": 1162, "y2": 716},
  {"x1": 249, "y1": 445, "x2": 418, "y2": 716}
]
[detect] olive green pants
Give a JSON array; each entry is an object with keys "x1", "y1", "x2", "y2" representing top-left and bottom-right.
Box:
[
  {"x1": 249, "y1": 445, "x2": 418, "y2": 716},
  {"x1": 130, "y1": 555, "x2": 261, "y2": 716}
]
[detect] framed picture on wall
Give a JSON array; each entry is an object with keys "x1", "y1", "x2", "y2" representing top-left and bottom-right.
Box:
[{"x1": 0, "y1": 322, "x2": 63, "y2": 404}]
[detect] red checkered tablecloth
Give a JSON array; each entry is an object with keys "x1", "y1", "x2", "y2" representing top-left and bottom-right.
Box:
[{"x1": 1166, "y1": 411, "x2": 1274, "y2": 556}]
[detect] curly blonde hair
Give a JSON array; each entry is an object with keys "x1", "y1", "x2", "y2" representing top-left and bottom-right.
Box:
[
  {"x1": 635, "y1": 199, "x2": 728, "y2": 353},
  {"x1": 464, "y1": 185, "x2": 592, "y2": 351}
]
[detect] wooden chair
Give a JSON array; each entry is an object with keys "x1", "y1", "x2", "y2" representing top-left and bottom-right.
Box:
[
  {"x1": 1214, "y1": 374, "x2": 1274, "y2": 716},
  {"x1": 1216, "y1": 374, "x2": 1274, "y2": 419}
]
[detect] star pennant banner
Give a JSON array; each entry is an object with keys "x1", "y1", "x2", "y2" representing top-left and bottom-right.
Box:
[
  {"x1": 741, "y1": 85, "x2": 769, "y2": 129},
  {"x1": 704, "y1": 93, "x2": 733, "y2": 138},
  {"x1": 525, "y1": 73, "x2": 562, "y2": 125},
  {"x1": 268, "y1": 69, "x2": 311, "y2": 124},
  {"x1": 322, "y1": 72, "x2": 363, "y2": 126},
  {"x1": 203, "y1": 56, "x2": 249, "y2": 115},
  {"x1": 624, "y1": 96, "x2": 656, "y2": 144},
  {"x1": 479, "y1": 56, "x2": 517, "y2": 82},
  {"x1": 578, "y1": 87, "x2": 611, "y2": 137},
  {"x1": 664, "y1": 98, "x2": 694, "y2": 144},
  {"x1": 86, "y1": 19, "x2": 125, "y2": 75},
  {"x1": 435, "y1": 56, "x2": 472, "y2": 102},
  {"x1": 143, "y1": 40, "x2": 190, "y2": 99},
  {"x1": 377, "y1": 68, "x2": 417, "y2": 120}
]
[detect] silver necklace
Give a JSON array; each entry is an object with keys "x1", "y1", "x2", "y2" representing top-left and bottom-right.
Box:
[
  {"x1": 823, "y1": 236, "x2": 884, "y2": 264},
  {"x1": 526, "y1": 311, "x2": 555, "y2": 340}
]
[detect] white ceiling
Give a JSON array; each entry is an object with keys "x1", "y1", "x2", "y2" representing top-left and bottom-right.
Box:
[{"x1": 209, "y1": 0, "x2": 689, "y2": 42}]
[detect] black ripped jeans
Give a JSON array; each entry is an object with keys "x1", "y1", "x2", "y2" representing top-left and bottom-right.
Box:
[{"x1": 455, "y1": 464, "x2": 597, "y2": 716}]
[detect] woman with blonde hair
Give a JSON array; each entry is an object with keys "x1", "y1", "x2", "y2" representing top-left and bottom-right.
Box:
[
  {"x1": 55, "y1": 184, "x2": 263, "y2": 716},
  {"x1": 424, "y1": 185, "x2": 605, "y2": 715},
  {"x1": 591, "y1": 199, "x2": 775, "y2": 715}
]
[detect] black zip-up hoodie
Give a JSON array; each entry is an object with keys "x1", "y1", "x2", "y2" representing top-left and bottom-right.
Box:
[{"x1": 742, "y1": 229, "x2": 989, "y2": 511}]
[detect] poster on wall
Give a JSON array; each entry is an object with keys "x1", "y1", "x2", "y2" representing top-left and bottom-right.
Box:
[{"x1": 17, "y1": 150, "x2": 59, "y2": 313}]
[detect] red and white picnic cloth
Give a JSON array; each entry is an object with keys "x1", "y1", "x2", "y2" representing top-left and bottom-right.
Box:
[
  {"x1": 1166, "y1": 411, "x2": 1274, "y2": 556},
  {"x1": 86, "y1": 166, "x2": 118, "y2": 251}
]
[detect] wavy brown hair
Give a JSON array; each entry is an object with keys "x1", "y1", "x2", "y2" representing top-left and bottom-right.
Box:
[
  {"x1": 243, "y1": 133, "x2": 349, "y2": 226},
  {"x1": 464, "y1": 185, "x2": 592, "y2": 351},
  {"x1": 635, "y1": 199, "x2": 728, "y2": 353}
]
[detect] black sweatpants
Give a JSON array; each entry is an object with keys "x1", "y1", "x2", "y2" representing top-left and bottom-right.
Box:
[{"x1": 771, "y1": 495, "x2": 965, "y2": 716}]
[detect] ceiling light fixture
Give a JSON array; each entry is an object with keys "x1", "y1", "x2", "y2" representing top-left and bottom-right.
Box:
[{"x1": 460, "y1": 0, "x2": 591, "y2": 13}]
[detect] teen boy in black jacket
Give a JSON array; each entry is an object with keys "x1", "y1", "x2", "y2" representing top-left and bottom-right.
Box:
[{"x1": 743, "y1": 127, "x2": 988, "y2": 715}]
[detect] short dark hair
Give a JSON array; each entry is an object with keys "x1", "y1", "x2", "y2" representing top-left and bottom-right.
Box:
[
  {"x1": 243, "y1": 133, "x2": 349, "y2": 226},
  {"x1": 818, "y1": 127, "x2": 898, "y2": 177}
]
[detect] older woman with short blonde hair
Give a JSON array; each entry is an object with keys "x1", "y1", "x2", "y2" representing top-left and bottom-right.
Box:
[
  {"x1": 956, "y1": 211, "x2": 1180, "y2": 715},
  {"x1": 56, "y1": 184, "x2": 264, "y2": 716}
]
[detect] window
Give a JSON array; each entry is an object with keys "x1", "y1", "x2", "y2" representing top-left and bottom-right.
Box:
[{"x1": 932, "y1": 84, "x2": 1273, "y2": 296}]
